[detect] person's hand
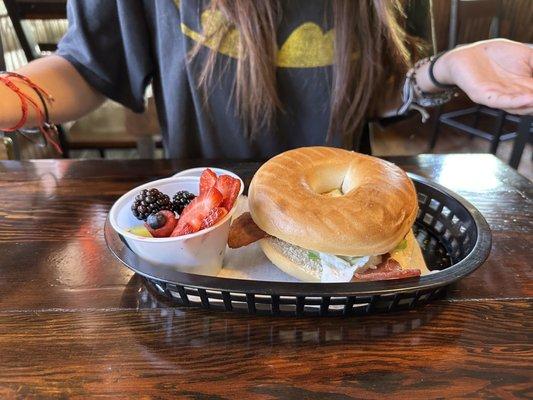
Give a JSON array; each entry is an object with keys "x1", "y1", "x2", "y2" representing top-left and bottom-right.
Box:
[{"x1": 435, "y1": 39, "x2": 533, "y2": 115}]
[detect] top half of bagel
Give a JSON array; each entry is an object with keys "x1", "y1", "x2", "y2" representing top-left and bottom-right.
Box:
[{"x1": 248, "y1": 146, "x2": 418, "y2": 256}]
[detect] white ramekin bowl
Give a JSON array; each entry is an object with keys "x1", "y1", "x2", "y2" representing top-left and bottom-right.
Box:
[{"x1": 109, "y1": 173, "x2": 244, "y2": 276}]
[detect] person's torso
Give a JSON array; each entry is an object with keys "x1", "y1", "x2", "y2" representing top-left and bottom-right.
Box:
[{"x1": 143, "y1": 0, "x2": 344, "y2": 159}]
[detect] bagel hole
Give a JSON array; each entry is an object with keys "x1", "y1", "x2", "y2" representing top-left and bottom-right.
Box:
[
  {"x1": 305, "y1": 164, "x2": 357, "y2": 197},
  {"x1": 304, "y1": 165, "x2": 345, "y2": 196},
  {"x1": 322, "y1": 188, "x2": 344, "y2": 197}
]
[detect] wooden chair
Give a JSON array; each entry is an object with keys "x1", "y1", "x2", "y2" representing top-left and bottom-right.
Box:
[
  {"x1": 0, "y1": 11, "x2": 5, "y2": 70},
  {"x1": 3, "y1": 0, "x2": 161, "y2": 159},
  {"x1": 509, "y1": 116, "x2": 532, "y2": 170},
  {"x1": 429, "y1": 0, "x2": 529, "y2": 168},
  {"x1": 67, "y1": 97, "x2": 161, "y2": 159},
  {"x1": 3, "y1": 0, "x2": 66, "y2": 61}
]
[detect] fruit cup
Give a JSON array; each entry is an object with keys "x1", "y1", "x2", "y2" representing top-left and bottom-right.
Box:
[{"x1": 109, "y1": 175, "x2": 244, "y2": 276}]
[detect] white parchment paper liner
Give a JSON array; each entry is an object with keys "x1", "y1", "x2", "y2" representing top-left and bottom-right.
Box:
[{"x1": 218, "y1": 196, "x2": 299, "y2": 282}]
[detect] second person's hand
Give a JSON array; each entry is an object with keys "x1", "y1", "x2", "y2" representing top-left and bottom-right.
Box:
[{"x1": 434, "y1": 39, "x2": 533, "y2": 115}]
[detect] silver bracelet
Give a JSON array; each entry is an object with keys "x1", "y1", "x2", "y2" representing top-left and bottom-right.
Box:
[{"x1": 398, "y1": 55, "x2": 457, "y2": 122}]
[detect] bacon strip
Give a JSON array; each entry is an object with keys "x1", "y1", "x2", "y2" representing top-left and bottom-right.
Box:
[
  {"x1": 353, "y1": 257, "x2": 421, "y2": 282},
  {"x1": 228, "y1": 212, "x2": 268, "y2": 248}
]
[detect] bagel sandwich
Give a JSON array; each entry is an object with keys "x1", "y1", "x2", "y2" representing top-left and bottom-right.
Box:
[{"x1": 228, "y1": 147, "x2": 429, "y2": 283}]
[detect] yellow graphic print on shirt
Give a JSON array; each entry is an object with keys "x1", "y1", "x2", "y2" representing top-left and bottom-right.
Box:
[{"x1": 178, "y1": 7, "x2": 335, "y2": 68}]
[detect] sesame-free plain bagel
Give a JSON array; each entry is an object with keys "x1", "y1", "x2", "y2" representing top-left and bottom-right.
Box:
[{"x1": 248, "y1": 147, "x2": 418, "y2": 256}]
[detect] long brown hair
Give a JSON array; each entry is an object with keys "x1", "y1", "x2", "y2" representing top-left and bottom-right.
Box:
[{"x1": 191, "y1": 0, "x2": 419, "y2": 145}]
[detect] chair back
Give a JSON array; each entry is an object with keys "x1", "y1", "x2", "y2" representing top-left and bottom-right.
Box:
[
  {"x1": 0, "y1": 21, "x2": 5, "y2": 70},
  {"x1": 448, "y1": 0, "x2": 501, "y2": 49},
  {"x1": 1, "y1": 2, "x2": 26, "y2": 69},
  {"x1": 4, "y1": 0, "x2": 66, "y2": 62}
]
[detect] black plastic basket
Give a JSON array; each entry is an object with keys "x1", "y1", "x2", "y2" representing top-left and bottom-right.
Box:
[{"x1": 105, "y1": 174, "x2": 491, "y2": 316}]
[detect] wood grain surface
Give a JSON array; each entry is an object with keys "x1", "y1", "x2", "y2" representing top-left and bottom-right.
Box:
[
  {"x1": 425, "y1": 0, "x2": 533, "y2": 51},
  {"x1": 0, "y1": 155, "x2": 531, "y2": 399},
  {"x1": 0, "y1": 300, "x2": 531, "y2": 399}
]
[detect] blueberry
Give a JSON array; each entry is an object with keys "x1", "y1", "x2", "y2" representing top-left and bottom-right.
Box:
[{"x1": 147, "y1": 212, "x2": 166, "y2": 229}]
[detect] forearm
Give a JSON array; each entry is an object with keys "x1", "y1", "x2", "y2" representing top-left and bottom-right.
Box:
[
  {"x1": 0, "y1": 55, "x2": 105, "y2": 129},
  {"x1": 378, "y1": 37, "x2": 533, "y2": 118}
]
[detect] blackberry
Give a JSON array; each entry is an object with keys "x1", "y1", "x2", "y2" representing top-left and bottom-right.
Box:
[
  {"x1": 131, "y1": 188, "x2": 172, "y2": 220},
  {"x1": 172, "y1": 191, "x2": 196, "y2": 215}
]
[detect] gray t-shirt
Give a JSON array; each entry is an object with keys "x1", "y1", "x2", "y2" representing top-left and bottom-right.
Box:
[{"x1": 57, "y1": 0, "x2": 349, "y2": 159}]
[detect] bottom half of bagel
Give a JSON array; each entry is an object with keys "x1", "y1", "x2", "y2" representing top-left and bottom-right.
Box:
[{"x1": 259, "y1": 230, "x2": 429, "y2": 283}]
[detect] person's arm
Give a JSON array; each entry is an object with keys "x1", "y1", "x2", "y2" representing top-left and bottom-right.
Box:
[
  {"x1": 0, "y1": 55, "x2": 105, "y2": 129},
  {"x1": 379, "y1": 39, "x2": 533, "y2": 117}
]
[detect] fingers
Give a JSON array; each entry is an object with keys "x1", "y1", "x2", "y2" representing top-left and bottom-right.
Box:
[
  {"x1": 495, "y1": 85, "x2": 533, "y2": 114},
  {"x1": 508, "y1": 77, "x2": 533, "y2": 92},
  {"x1": 508, "y1": 79, "x2": 533, "y2": 92},
  {"x1": 466, "y1": 80, "x2": 533, "y2": 110},
  {"x1": 502, "y1": 106, "x2": 533, "y2": 116},
  {"x1": 470, "y1": 90, "x2": 533, "y2": 110}
]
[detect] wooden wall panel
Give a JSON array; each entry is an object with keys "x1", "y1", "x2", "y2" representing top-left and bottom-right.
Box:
[{"x1": 421, "y1": 0, "x2": 532, "y2": 51}]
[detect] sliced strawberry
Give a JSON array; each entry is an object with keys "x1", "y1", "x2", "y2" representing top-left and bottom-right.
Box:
[
  {"x1": 171, "y1": 187, "x2": 223, "y2": 236},
  {"x1": 215, "y1": 175, "x2": 241, "y2": 211},
  {"x1": 201, "y1": 207, "x2": 228, "y2": 229},
  {"x1": 199, "y1": 168, "x2": 217, "y2": 195},
  {"x1": 144, "y1": 210, "x2": 177, "y2": 238},
  {"x1": 171, "y1": 223, "x2": 196, "y2": 237}
]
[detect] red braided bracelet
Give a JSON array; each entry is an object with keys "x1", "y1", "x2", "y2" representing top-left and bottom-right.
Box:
[
  {"x1": 0, "y1": 72, "x2": 62, "y2": 154},
  {"x1": 3, "y1": 71, "x2": 54, "y2": 104},
  {"x1": 0, "y1": 75, "x2": 30, "y2": 131}
]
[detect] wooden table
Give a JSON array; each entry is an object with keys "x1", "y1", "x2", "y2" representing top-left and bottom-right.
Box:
[{"x1": 0, "y1": 154, "x2": 531, "y2": 399}]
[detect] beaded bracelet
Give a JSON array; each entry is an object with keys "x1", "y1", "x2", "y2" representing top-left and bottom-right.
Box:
[{"x1": 398, "y1": 53, "x2": 457, "y2": 122}]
